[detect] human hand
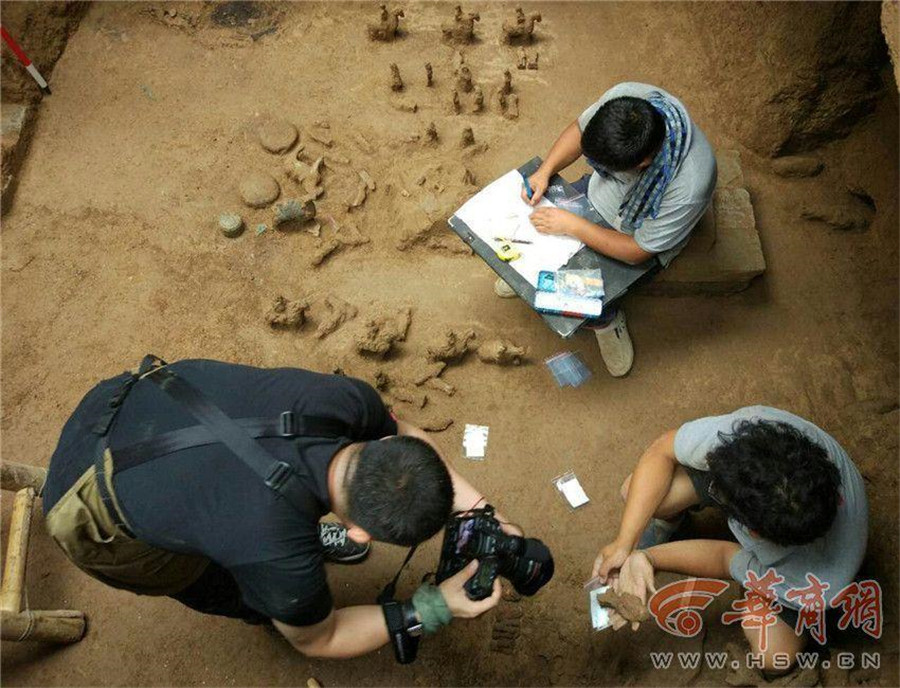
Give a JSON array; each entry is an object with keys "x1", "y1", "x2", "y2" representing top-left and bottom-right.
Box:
[
  {"x1": 591, "y1": 539, "x2": 633, "y2": 583},
  {"x1": 521, "y1": 170, "x2": 550, "y2": 205},
  {"x1": 530, "y1": 208, "x2": 580, "y2": 236},
  {"x1": 606, "y1": 551, "x2": 656, "y2": 632},
  {"x1": 438, "y1": 560, "x2": 502, "y2": 619}
]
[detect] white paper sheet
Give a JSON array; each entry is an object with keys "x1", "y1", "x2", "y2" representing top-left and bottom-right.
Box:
[
  {"x1": 554, "y1": 472, "x2": 590, "y2": 508},
  {"x1": 463, "y1": 424, "x2": 489, "y2": 460},
  {"x1": 454, "y1": 170, "x2": 584, "y2": 286}
]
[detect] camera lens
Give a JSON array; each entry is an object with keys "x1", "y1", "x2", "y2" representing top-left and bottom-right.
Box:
[{"x1": 502, "y1": 538, "x2": 554, "y2": 596}]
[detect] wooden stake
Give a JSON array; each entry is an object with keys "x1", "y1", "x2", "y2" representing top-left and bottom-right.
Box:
[
  {"x1": 1, "y1": 461, "x2": 47, "y2": 494},
  {"x1": 1, "y1": 609, "x2": 86, "y2": 643},
  {"x1": 1, "y1": 487, "x2": 35, "y2": 613}
]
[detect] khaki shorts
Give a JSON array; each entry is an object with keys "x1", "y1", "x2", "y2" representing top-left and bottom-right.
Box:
[{"x1": 45, "y1": 450, "x2": 209, "y2": 596}]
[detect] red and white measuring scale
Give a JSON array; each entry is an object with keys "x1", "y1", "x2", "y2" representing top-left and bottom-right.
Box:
[{"x1": 1, "y1": 25, "x2": 51, "y2": 95}]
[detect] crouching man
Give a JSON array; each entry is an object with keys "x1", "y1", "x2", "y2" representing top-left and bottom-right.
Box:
[
  {"x1": 592, "y1": 406, "x2": 867, "y2": 673},
  {"x1": 43, "y1": 356, "x2": 522, "y2": 658}
]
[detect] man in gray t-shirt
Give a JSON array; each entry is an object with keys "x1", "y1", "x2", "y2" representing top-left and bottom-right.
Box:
[
  {"x1": 591, "y1": 406, "x2": 867, "y2": 673},
  {"x1": 509, "y1": 82, "x2": 717, "y2": 378}
]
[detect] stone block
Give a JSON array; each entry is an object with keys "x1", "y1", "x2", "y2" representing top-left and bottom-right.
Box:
[
  {"x1": 1, "y1": 103, "x2": 34, "y2": 214},
  {"x1": 716, "y1": 149, "x2": 745, "y2": 188},
  {"x1": 643, "y1": 187, "x2": 766, "y2": 296},
  {"x1": 771, "y1": 155, "x2": 824, "y2": 178}
]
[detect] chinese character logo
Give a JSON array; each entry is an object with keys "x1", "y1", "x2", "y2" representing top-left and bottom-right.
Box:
[
  {"x1": 786, "y1": 573, "x2": 830, "y2": 644},
  {"x1": 649, "y1": 578, "x2": 730, "y2": 638},
  {"x1": 832, "y1": 580, "x2": 882, "y2": 640},
  {"x1": 721, "y1": 568, "x2": 784, "y2": 651}
]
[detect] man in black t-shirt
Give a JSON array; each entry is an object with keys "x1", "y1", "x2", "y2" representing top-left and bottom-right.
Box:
[{"x1": 44, "y1": 359, "x2": 518, "y2": 658}]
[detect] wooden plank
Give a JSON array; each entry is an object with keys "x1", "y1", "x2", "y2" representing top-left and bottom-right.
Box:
[
  {"x1": 0, "y1": 609, "x2": 86, "y2": 643},
  {"x1": 1, "y1": 461, "x2": 47, "y2": 494},
  {"x1": 0, "y1": 487, "x2": 35, "y2": 613}
]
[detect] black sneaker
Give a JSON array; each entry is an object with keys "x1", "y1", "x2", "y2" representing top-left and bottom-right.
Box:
[{"x1": 318, "y1": 522, "x2": 370, "y2": 564}]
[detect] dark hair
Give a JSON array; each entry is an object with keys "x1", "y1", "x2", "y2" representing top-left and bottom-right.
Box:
[
  {"x1": 347, "y1": 436, "x2": 454, "y2": 546},
  {"x1": 706, "y1": 420, "x2": 841, "y2": 547},
  {"x1": 581, "y1": 96, "x2": 666, "y2": 171}
]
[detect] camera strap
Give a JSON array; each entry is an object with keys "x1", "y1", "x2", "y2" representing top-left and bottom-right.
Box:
[{"x1": 377, "y1": 545, "x2": 419, "y2": 604}]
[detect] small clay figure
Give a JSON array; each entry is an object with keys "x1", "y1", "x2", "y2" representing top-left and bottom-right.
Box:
[
  {"x1": 527, "y1": 52, "x2": 540, "y2": 70},
  {"x1": 284, "y1": 156, "x2": 324, "y2": 200},
  {"x1": 426, "y1": 328, "x2": 476, "y2": 362},
  {"x1": 500, "y1": 69, "x2": 513, "y2": 95},
  {"x1": 355, "y1": 307, "x2": 412, "y2": 357},
  {"x1": 367, "y1": 5, "x2": 405, "y2": 41},
  {"x1": 456, "y1": 65, "x2": 473, "y2": 93},
  {"x1": 425, "y1": 62, "x2": 434, "y2": 87},
  {"x1": 392, "y1": 100, "x2": 418, "y2": 113},
  {"x1": 306, "y1": 127, "x2": 333, "y2": 147},
  {"x1": 517, "y1": 47, "x2": 528, "y2": 70},
  {"x1": 347, "y1": 181, "x2": 368, "y2": 211},
  {"x1": 477, "y1": 339, "x2": 526, "y2": 365},
  {"x1": 266, "y1": 296, "x2": 309, "y2": 329},
  {"x1": 390, "y1": 63, "x2": 404, "y2": 91},
  {"x1": 503, "y1": 93, "x2": 519, "y2": 120},
  {"x1": 596, "y1": 590, "x2": 650, "y2": 623},
  {"x1": 309, "y1": 238, "x2": 342, "y2": 267},
  {"x1": 460, "y1": 126, "x2": 475, "y2": 148},
  {"x1": 472, "y1": 86, "x2": 484, "y2": 113},
  {"x1": 441, "y1": 5, "x2": 480, "y2": 43},
  {"x1": 315, "y1": 296, "x2": 358, "y2": 339},
  {"x1": 425, "y1": 121, "x2": 439, "y2": 143},
  {"x1": 502, "y1": 9, "x2": 541, "y2": 44},
  {"x1": 451, "y1": 90, "x2": 461, "y2": 114}
]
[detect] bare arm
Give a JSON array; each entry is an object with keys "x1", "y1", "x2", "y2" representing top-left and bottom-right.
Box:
[
  {"x1": 524, "y1": 120, "x2": 584, "y2": 205},
  {"x1": 569, "y1": 216, "x2": 656, "y2": 265},
  {"x1": 275, "y1": 607, "x2": 388, "y2": 659},
  {"x1": 645, "y1": 540, "x2": 741, "y2": 580},
  {"x1": 537, "y1": 120, "x2": 584, "y2": 179},
  {"x1": 617, "y1": 431, "x2": 679, "y2": 548},
  {"x1": 529, "y1": 209, "x2": 655, "y2": 265},
  {"x1": 275, "y1": 561, "x2": 501, "y2": 658},
  {"x1": 605, "y1": 543, "x2": 740, "y2": 631},
  {"x1": 593, "y1": 430, "x2": 678, "y2": 580}
]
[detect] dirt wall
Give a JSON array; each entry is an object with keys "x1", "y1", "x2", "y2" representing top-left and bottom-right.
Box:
[
  {"x1": 0, "y1": 1, "x2": 88, "y2": 104},
  {"x1": 692, "y1": 2, "x2": 888, "y2": 156},
  {"x1": 885, "y1": 0, "x2": 900, "y2": 90}
]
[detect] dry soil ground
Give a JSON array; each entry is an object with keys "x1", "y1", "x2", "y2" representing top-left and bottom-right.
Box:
[{"x1": 1, "y1": 2, "x2": 898, "y2": 686}]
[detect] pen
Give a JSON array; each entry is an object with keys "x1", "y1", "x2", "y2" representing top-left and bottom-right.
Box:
[
  {"x1": 493, "y1": 237, "x2": 533, "y2": 245},
  {"x1": 521, "y1": 172, "x2": 534, "y2": 200}
]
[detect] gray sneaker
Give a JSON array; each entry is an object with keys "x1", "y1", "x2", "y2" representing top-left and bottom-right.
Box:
[
  {"x1": 593, "y1": 308, "x2": 634, "y2": 377},
  {"x1": 319, "y1": 522, "x2": 370, "y2": 564}
]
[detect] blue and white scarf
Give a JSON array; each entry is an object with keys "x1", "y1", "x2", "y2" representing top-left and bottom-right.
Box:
[{"x1": 588, "y1": 92, "x2": 690, "y2": 230}]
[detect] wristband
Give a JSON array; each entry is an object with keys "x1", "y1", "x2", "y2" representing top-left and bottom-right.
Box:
[
  {"x1": 411, "y1": 582, "x2": 453, "y2": 634},
  {"x1": 382, "y1": 600, "x2": 421, "y2": 664}
]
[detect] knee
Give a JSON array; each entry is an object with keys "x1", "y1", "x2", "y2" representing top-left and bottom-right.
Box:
[
  {"x1": 742, "y1": 621, "x2": 805, "y2": 674},
  {"x1": 619, "y1": 474, "x2": 633, "y2": 502}
]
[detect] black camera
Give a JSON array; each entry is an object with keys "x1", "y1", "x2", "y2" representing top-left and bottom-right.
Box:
[{"x1": 435, "y1": 505, "x2": 554, "y2": 600}]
